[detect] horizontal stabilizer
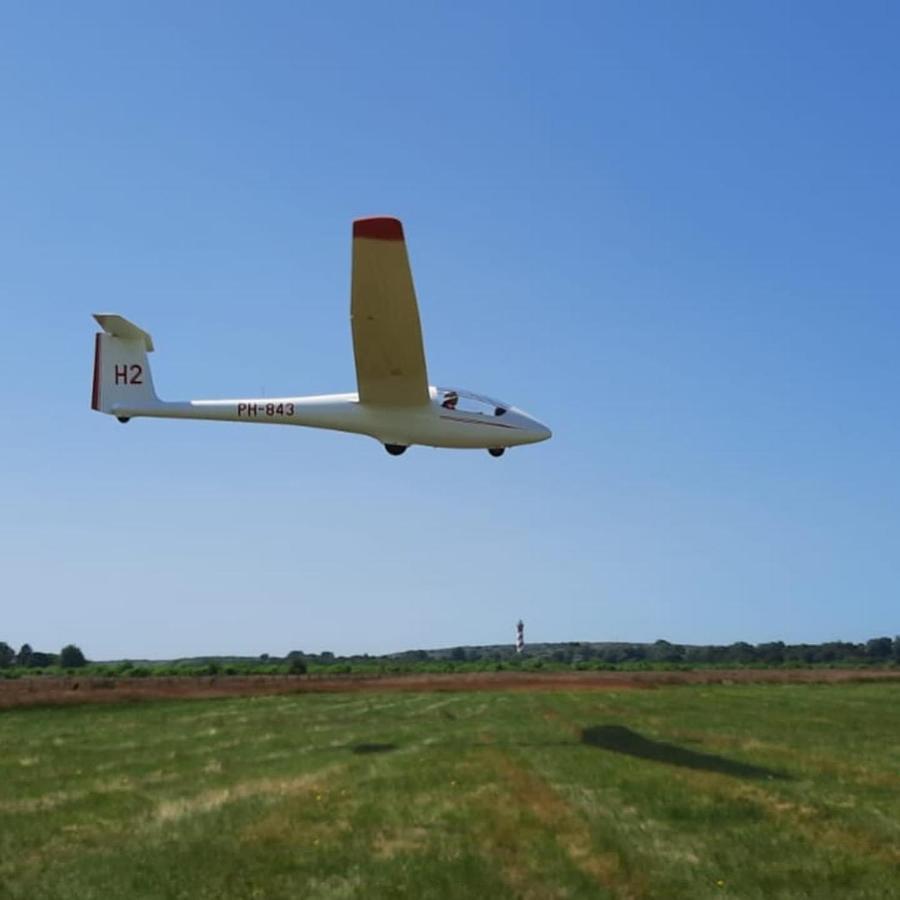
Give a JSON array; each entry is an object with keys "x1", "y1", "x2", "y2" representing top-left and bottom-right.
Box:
[{"x1": 93, "y1": 314, "x2": 154, "y2": 352}]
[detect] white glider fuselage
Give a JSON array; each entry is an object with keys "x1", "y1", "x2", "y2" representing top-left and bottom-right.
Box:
[{"x1": 110, "y1": 389, "x2": 550, "y2": 450}]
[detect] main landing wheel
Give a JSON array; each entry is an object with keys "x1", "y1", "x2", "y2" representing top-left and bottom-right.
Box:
[
  {"x1": 117, "y1": 417, "x2": 131, "y2": 424},
  {"x1": 488, "y1": 447, "x2": 505, "y2": 457},
  {"x1": 384, "y1": 444, "x2": 408, "y2": 456}
]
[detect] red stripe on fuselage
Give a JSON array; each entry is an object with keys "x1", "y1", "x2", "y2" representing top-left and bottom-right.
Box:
[{"x1": 439, "y1": 414, "x2": 517, "y2": 430}]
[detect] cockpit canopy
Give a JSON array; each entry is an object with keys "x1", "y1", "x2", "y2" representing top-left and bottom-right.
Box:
[{"x1": 434, "y1": 386, "x2": 509, "y2": 417}]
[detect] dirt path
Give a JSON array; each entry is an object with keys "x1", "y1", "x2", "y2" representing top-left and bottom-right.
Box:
[{"x1": 1, "y1": 668, "x2": 897, "y2": 710}]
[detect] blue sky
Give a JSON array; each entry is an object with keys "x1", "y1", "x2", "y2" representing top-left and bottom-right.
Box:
[{"x1": 1, "y1": 2, "x2": 897, "y2": 658}]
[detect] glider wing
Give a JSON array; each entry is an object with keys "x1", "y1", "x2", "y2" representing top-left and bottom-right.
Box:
[{"x1": 351, "y1": 217, "x2": 429, "y2": 406}]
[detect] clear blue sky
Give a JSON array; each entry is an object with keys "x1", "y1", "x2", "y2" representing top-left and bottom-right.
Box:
[{"x1": 1, "y1": 2, "x2": 898, "y2": 659}]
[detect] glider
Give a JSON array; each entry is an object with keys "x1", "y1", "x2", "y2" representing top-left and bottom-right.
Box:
[{"x1": 90, "y1": 217, "x2": 551, "y2": 456}]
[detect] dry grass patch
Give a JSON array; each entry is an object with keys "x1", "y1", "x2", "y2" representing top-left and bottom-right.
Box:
[
  {"x1": 153, "y1": 765, "x2": 343, "y2": 824},
  {"x1": 372, "y1": 825, "x2": 430, "y2": 859}
]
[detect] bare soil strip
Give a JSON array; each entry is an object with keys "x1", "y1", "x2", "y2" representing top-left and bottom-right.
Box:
[{"x1": 1, "y1": 669, "x2": 897, "y2": 710}]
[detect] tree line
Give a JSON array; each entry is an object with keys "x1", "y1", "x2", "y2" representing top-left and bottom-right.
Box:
[
  {"x1": 2, "y1": 637, "x2": 897, "y2": 677},
  {"x1": 429, "y1": 637, "x2": 900, "y2": 666},
  {"x1": 0, "y1": 643, "x2": 86, "y2": 669}
]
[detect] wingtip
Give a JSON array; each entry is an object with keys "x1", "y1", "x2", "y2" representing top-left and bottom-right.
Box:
[{"x1": 353, "y1": 217, "x2": 404, "y2": 241}]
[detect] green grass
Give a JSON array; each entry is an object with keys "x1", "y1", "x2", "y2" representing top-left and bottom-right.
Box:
[{"x1": 1, "y1": 684, "x2": 898, "y2": 899}]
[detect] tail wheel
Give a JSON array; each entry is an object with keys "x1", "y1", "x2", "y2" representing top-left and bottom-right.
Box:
[
  {"x1": 384, "y1": 444, "x2": 408, "y2": 456},
  {"x1": 117, "y1": 417, "x2": 131, "y2": 424},
  {"x1": 488, "y1": 447, "x2": 505, "y2": 457}
]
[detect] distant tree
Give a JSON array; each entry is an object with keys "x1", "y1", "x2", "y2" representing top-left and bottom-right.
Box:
[
  {"x1": 319, "y1": 651, "x2": 335, "y2": 662},
  {"x1": 0, "y1": 642, "x2": 14, "y2": 668},
  {"x1": 683, "y1": 646, "x2": 707, "y2": 664},
  {"x1": 30, "y1": 652, "x2": 56, "y2": 667},
  {"x1": 621, "y1": 644, "x2": 646, "y2": 662},
  {"x1": 600, "y1": 646, "x2": 627, "y2": 664},
  {"x1": 817, "y1": 641, "x2": 859, "y2": 663},
  {"x1": 710, "y1": 645, "x2": 734, "y2": 664},
  {"x1": 893, "y1": 636, "x2": 900, "y2": 662},
  {"x1": 784, "y1": 644, "x2": 818, "y2": 664},
  {"x1": 259, "y1": 653, "x2": 270, "y2": 662},
  {"x1": 288, "y1": 657, "x2": 308, "y2": 675},
  {"x1": 756, "y1": 642, "x2": 785, "y2": 664},
  {"x1": 728, "y1": 642, "x2": 757, "y2": 665},
  {"x1": 865, "y1": 637, "x2": 892, "y2": 660},
  {"x1": 449, "y1": 647, "x2": 467, "y2": 662},
  {"x1": 650, "y1": 640, "x2": 685, "y2": 663},
  {"x1": 286, "y1": 650, "x2": 304, "y2": 659},
  {"x1": 59, "y1": 645, "x2": 87, "y2": 668},
  {"x1": 17, "y1": 643, "x2": 33, "y2": 667}
]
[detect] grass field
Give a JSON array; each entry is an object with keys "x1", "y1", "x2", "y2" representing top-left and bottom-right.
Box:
[{"x1": 1, "y1": 684, "x2": 898, "y2": 899}]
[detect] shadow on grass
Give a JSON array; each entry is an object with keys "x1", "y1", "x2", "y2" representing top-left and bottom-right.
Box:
[
  {"x1": 581, "y1": 725, "x2": 790, "y2": 780},
  {"x1": 351, "y1": 742, "x2": 397, "y2": 755}
]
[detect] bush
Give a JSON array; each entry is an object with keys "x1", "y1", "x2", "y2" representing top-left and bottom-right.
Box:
[{"x1": 288, "y1": 657, "x2": 308, "y2": 675}]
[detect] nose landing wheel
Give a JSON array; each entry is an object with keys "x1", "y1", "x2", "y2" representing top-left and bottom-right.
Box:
[
  {"x1": 488, "y1": 447, "x2": 505, "y2": 457},
  {"x1": 384, "y1": 444, "x2": 408, "y2": 456}
]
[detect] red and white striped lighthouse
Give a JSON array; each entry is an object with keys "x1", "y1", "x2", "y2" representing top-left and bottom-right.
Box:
[{"x1": 516, "y1": 620, "x2": 524, "y2": 654}]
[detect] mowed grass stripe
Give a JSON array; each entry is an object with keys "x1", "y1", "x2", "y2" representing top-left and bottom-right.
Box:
[{"x1": 0, "y1": 684, "x2": 897, "y2": 899}]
